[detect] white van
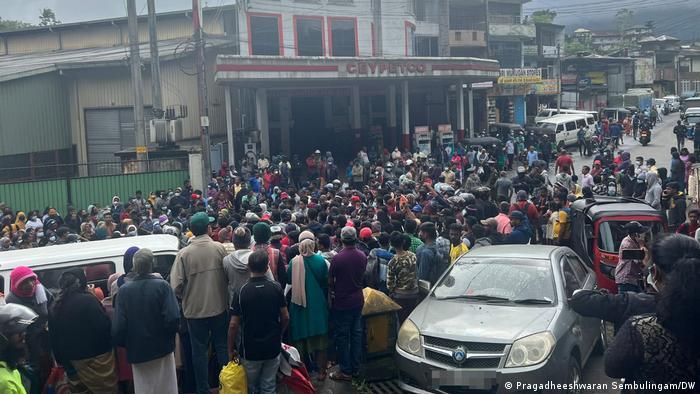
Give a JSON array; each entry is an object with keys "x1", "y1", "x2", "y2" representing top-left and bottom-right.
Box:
[
  {"x1": 535, "y1": 108, "x2": 598, "y2": 123},
  {"x1": 0, "y1": 235, "x2": 180, "y2": 295},
  {"x1": 536, "y1": 114, "x2": 594, "y2": 147},
  {"x1": 663, "y1": 95, "x2": 681, "y2": 112}
]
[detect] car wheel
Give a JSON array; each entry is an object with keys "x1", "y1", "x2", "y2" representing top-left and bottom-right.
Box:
[
  {"x1": 566, "y1": 356, "x2": 582, "y2": 394},
  {"x1": 594, "y1": 320, "x2": 614, "y2": 355}
]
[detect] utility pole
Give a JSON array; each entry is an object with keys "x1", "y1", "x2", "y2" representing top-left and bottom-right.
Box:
[
  {"x1": 484, "y1": 0, "x2": 490, "y2": 58},
  {"x1": 127, "y1": 0, "x2": 148, "y2": 171},
  {"x1": 147, "y1": 0, "x2": 163, "y2": 119},
  {"x1": 557, "y1": 43, "x2": 562, "y2": 111},
  {"x1": 193, "y1": 0, "x2": 212, "y2": 184}
]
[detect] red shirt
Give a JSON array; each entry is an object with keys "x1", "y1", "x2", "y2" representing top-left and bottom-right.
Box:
[{"x1": 555, "y1": 155, "x2": 574, "y2": 174}]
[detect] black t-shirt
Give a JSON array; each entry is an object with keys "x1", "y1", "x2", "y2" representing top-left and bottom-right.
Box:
[{"x1": 230, "y1": 276, "x2": 286, "y2": 361}]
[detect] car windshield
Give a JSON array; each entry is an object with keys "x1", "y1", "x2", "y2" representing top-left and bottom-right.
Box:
[
  {"x1": 597, "y1": 220, "x2": 663, "y2": 254},
  {"x1": 433, "y1": 258, "x2": 556, "y2": 304},
  {"x1": 537, "y1": 111, "x2": 553, "y2": 117},
  {"x1": 687, "y1": 116, "x2": 700, "y2": 125},
  {"x1": 537, "y1": 122, "x2": 556, "y2": 131}
]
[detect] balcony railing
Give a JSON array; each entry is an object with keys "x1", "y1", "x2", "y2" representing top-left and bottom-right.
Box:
[
  {"x1": 449, "y1": 16, "x2": 487, "y2": 31},
  {"x1": 488, "y1": 15, "x2": 522, "y2": 25}
]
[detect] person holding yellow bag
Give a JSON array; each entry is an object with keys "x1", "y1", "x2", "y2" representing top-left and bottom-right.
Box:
[{"x1": 228, "y1": 250, "x2": 289, "y2": 394}]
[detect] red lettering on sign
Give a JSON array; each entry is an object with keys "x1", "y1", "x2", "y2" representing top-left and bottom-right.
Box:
[
  {"x1": 416, "y1": 64, "x2": 426, "y2": 73},
  {"x1": 379, "y1": 64, "x2": 389, "y2": 74},
  {"x1": 407, "y1": 63, "x2": 416, "y2": 73},
  {"x1": 347, "y1": 63, "x2": 357, "y2": 74},
  {"x1": 359, "y1": 62, "x2": 369, "y2": 74},
  {"x1": 389, "y1": 64, "x2": 397, "y2": 74},
  {"x1": 368, "y1": 63, "x2": 377, "y2": 74}
]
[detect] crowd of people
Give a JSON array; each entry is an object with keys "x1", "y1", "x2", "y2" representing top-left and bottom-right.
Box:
[{"x1": 0, "y1": 120, "x2": 698, "y2": 393}]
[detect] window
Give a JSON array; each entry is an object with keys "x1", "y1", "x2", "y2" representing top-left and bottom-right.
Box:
[
  {"x1": 541, "y1": 31, "x2": 556, "y2": 47},
  {"x1": 565, "y1": 121, "x2": 576, "y2": 131},
  {"x1": 598, "y1": 221, "x2": 662, "y2": 254},
  {"x1": 295, "y1": 17, "x2": 324, "y2": 56},
  {"x1": 329, "y1": 18, "x2": 357, "y2": 57},
  {"x1": 556, "y1": 124, "x2": 564, "y2": 132},
  {"x1": 561, "y1": 258, "x2": 581, "y2": 298},
  {"x1": 415, "y1": 0, "x2": 426, "y2": 21},
  {"x1": 249, "y1": 14, "x2": 282, "y2": 55},
  {"x1": 154, "y1": 255, "x2": 175, "y2": 281},
  {"x1": 681, "y1": 80, "x2": 692, "y2": 93},
  {"x1": 36, "y1": 262, "x2": 116, "y2": 296},
  {"x1": 405, "y1": 22, "x2": 416, "y2": 56},
  {"x1": 576, "y1": 119, "x2": 587, "y2": 128},
  {"x1": 416, "y1": 36, "x2": 438, "y2": 57},
  {"x1": 566, "y1": 255, "x2": 589, "y2": 285},
  {"x1": 694, "y1": 81, "x2": 700, "y2": 93}
]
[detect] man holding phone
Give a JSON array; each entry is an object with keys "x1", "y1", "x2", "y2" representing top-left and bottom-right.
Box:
[{"x1": 615, "y1": 221, "x2": 649, "y2": 293}]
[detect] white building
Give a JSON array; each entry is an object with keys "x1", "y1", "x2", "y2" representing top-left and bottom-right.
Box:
[{"x1": 218, "y1": 0, "x2": 499, "y2": 162}]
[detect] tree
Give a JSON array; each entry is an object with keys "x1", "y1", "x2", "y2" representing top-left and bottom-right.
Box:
[
  {"x1": 644, "y1": 20, "x2": 655, "y2": 32},
  {"x1": 615, "y1": 9, "x2": 634, "y2": 34},
  {"x1": 0, "y1": 18, "x2": 32, "y2": 31},
  {"x1": 530, "y1": 9, "x2": 557, "y2": 24},
  {"x1": 38, "y1": 8, "x2": 60, "y2": 26}
]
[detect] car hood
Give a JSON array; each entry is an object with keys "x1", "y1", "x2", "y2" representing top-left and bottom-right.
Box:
[{"x1": 412, "y1": 298, "x2": 558, "y2": 343}]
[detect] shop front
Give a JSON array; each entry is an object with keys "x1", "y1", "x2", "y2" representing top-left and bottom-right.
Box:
[
  {"x1": 215, "y1": 56, "x2": 499, "y2": 162},
  {"x1": 488, "y1": 68, "x2": 559, "y2": 125}
]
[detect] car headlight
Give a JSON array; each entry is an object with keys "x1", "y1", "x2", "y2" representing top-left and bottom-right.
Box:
[
  {"x1": 397, "y1": 319, "x2": 422, "y2": 356},
  {"x1": 505, "y1": 332, "x2": 555, "y2": 368}
]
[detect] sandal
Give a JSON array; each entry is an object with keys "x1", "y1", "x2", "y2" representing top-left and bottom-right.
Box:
[{"x1": 329, "y1": 371, "x2": 352, "y2": 381}]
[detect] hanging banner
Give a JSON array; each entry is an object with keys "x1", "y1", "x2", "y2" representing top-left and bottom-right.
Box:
[{"x1": 498, "y1": 68, "x2": 542, "y2": 84}]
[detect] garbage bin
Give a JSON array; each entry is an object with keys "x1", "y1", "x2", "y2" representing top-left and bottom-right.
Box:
[{"x1": 361, "y1": 288, "x2": 402, "y2": 382}]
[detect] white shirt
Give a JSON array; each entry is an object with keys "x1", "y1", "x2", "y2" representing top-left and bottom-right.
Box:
[{"x1": 581, "y1": 173, "x2": 595, "y2": 189}]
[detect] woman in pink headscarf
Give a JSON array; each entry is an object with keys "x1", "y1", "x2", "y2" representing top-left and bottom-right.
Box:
[{"x1": 6, "y1": 266, "x2": 54, "y2": 389}]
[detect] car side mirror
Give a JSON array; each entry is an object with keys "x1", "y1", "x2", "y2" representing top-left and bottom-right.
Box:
[{"x1": 418, "y1": 280, "x2": 431, "y2": 294}]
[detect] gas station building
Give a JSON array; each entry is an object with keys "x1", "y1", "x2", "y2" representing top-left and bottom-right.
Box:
[{"x1": 215, "y1": 56, "x2": 499, "y2": 162}]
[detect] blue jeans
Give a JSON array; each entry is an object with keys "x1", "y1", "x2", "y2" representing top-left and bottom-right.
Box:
[
  {"x1": 332, "y1": 307, "x2": 363, "y2": 375},
  {"x1": 617, "y1": 283, "x2": 641, "y2": 294},
  {"x1": 242, "y1": 355, "x2": 280, "y2": 394},
  {"x1": 187, "y1": 312, "x2": 230, "y2": 394}
]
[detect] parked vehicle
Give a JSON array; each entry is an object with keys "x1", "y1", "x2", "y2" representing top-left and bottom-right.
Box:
[
  {"x1": 0, "y1": 235, "x2": 179, "y2": 295},
  {"x1": 396, "y1": 245, "x2": 602, "y2": 394},
  {"x1": 534, "y1": 108, "x2": 598, "y2": 123},
  {"x1": 681, "y1": 97, "x2": 700, "y2": 117},
  {"x1": 488, "y1": 123, "x2": 525, "y2": 142},
  {"x1": 535, "y1": 114, "x2": 594, "y2": 148},
  {"x1": 600, "y1": 108, "x2": 632, "y2": 123},
  {"x1": 654, "y1": 98, "x2": 670, "y2": 115},
  {"x1": 663, "y1": 95, "x2": 681, "y2": 112},
  {"x1": 568, "y1": 196, "x2": 666, "y2": 293},
  {"x1": 683, "y1": 108, "x2": 700, "y2": 140}
]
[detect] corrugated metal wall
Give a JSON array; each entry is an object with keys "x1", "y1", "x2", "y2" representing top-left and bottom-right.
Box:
[
  {"x1": 0, "y1": 73, "x2": 71, "y2": 156},
  {"x1": 0, "y1": 170, "x2": 187, "y2": 213},
  {"x1": 5, "y1": 32, "x2": 60, "y2": 54},
  {"x1": 0, "y1": 180, "x2": 68, "y2": 213},
  {"x1": 70, "y1": 170, "x2": 188, "y2": 209},
  {"x1": 61, "y1": 25, "x2": 123, "y2": 50}
]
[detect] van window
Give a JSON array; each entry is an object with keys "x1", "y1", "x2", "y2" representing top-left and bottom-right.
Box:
[
  {"x1": 576, "y1": 119, "x2": 587, "y2": 128},
  {"x1": 154, "y1": 255, "x2": 176, "y2": 281},
  {"x1": 537, "y1": 110, "x2": 553, "y2": 118},
  {"x1": 565, "y1": 122, "x2": 577, "y2": 131},
  {"x1": 586, "y1": 117, "x2": 595, "y2": 126},
  {"x1": 0, "y1": 276, "x2": 4, "y2": 293},
  {"x1": 556, "y1": 124, "x2": 564, "y2": 132},
  {"x1": 36, "y1": 262, "x2": 116, "y2": 296}
]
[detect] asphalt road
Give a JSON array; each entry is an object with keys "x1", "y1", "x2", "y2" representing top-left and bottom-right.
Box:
[{"x1": 568, "y1": 112, "x2": 682, "y2": 179}]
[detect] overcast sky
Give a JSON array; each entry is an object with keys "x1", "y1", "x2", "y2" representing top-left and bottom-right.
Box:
[{"x1": 1, "y1": 0, "x2": 696, "y2": 41}]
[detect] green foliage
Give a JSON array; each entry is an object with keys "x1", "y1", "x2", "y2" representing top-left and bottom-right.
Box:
[
  {"x1": 39, "y1": 8, "x2": 60, "y2": 26},
  {"x1": 565, "y1": 37, "x2": 593, "y2": 56},
  {"x1": 615, "y1": 9, "x2": 634, "y2": 34},
  {"x1": 531, "y1": 9, "x2": 557, "y2": 24},
  {"x1": 0, "y1": 18, "x2": 32, "y2": 31}
]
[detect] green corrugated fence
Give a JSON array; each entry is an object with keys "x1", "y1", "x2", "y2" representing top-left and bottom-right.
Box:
[
  {"x1": 0, "y1": 180, "x2": 69, "y2": 214},
  {"x1": 0, "y1": 170, "x2": 188, "y2": 213}
]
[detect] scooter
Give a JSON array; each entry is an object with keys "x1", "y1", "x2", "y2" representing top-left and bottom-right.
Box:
[{"x1": 639, "y1": 129, "x2": 651, "y2": 146}]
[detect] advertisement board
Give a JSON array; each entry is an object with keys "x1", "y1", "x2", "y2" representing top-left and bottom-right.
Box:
[{"x1": 634, "y1": 57, "x2": 655, "y2": 85}]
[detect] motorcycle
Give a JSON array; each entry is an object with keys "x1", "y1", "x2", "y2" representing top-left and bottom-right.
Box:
[{"x1": 639, "y1": 129, "x2": 651, "y2": 146}]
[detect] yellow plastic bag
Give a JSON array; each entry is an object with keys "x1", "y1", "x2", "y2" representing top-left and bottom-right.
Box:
[{"x1": 219, "y1": 360, "x2": 248, "y2": 394}]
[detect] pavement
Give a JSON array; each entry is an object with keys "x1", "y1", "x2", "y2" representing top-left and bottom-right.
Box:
[{"x1": 290, "y1": 114, "x2": 686, "y2": 394}]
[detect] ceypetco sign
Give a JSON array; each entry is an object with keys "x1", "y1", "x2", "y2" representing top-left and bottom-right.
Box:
[{"x1": 346, "y1": 62, "x2": 427, "y2": 75}]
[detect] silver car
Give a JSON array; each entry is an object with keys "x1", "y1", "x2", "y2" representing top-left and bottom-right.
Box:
[{"x1": 396, "y1": 245, "x2": 602, "y2": 394}]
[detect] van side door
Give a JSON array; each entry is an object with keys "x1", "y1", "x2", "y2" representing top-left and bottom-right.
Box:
[{"x1": 565, "y1": 121, "x2": 577, "y2": 145}]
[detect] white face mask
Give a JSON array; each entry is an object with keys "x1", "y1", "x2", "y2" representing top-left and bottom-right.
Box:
[{"x1": 647, "y1": 272, "x2": 658, "y2": 292}]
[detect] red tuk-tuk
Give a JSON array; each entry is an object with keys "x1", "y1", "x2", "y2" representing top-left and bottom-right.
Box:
[{"x1": 569, "y1": 196, "x2": 667, "y2": 293}]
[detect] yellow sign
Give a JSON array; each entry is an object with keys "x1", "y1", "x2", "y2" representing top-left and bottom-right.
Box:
[
  {"x1": 135, "y1": 146, "x2": 148, "y2": 154},
  {"x1": 498, "y1": 76, "x2": 543, "y2": 84}
]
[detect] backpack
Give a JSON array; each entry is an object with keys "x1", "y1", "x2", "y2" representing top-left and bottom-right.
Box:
[{"x1": 364, "y1": 248, "x2": 394, "y2": 292}]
